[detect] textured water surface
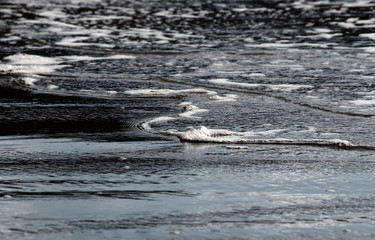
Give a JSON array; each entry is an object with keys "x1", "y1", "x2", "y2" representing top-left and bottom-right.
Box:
[{"x1": 1, "y1": 0, "x2": 375, "y2": 239}]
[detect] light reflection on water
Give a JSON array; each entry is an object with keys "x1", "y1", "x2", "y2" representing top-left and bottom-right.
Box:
[{"x1": 1, "y1": 138, "x2": 375, "y2": 239}]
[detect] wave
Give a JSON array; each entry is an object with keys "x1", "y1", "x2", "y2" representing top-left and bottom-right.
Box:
[{"x1": 159, "y1": 126, "x2": 375, "y2": 150}]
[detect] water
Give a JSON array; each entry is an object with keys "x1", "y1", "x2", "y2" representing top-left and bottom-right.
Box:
[{"x1": 1, "y1": 0, "x2": 375, "y2": 239}]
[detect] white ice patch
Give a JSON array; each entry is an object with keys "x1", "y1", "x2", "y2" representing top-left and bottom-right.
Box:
[
  {"x1": 125, "y1": 88, "x2": 216, "y2": 96},
  {"x1": 209, "y1": 79, "x2": 312, "y2": 92}
]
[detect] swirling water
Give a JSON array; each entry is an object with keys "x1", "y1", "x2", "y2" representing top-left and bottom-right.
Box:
[{"x1": 1, "y1": 0, "x2": 375, "y2": 239}]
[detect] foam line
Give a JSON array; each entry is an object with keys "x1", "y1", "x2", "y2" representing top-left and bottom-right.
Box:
[
  {"x1": 157, "y1": 78, "x2": 374, "y2": 118},
  {"x1": 161, "y1": 126, "x2": 375, "y2": 150}
]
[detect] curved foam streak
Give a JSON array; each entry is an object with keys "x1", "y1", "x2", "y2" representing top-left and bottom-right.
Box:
[
  {"x1": 209, "y1": 78, "x2": 313, "y2": 92},
  {"x1": 140, "y1": 117, "x2": 177, "y2": 130},
  {"x1": 160, "y1": 126, "x2": 363, "y2": 149},
  {"x1": 178, "y1": 105, "x2": 208, "y2": 119},
  {"x1": 125, "y1": 88, "x2": 216, "y2": 96}
]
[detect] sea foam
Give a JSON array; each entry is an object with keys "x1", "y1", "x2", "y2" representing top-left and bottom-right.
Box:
[
  {"x1": 125, "y1": 88, "x2": 216, "y2": 96},
  {"x1": 161, "y1": 126, "x2": 354, "y2": 148}
]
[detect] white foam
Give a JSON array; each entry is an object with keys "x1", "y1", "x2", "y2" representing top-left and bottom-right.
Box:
[
  {"x1": 350, "y1": 99, "x2": 375, "y2": 106},
  {"x1": 360, "y1": 33, "x2": 375, "y2": 40},
  {"x1": 209, "y1": 78, "x2": 261, "y2": 88},
  {"x1": 22, "y1": 19, "x2": 84, "y2": 29},
  {"x1": 125, "y1": 88, "x2": 216, "y2": 96},
  {"x1": 22, "y1": 77, "x2": 39, "y2": 86},
  {"x1": 209, "y1": 79, "x2": 312, "y2": 92},
  {"x1": 0, "y1": 53, "x2": 69, "y2": 75},
  {"x1": 106, "y1": 90, "x2": 117, "y2": 95},
  {"x1": 163, "y1": 126, "x2": 286, "y2": 141},
  {"x1": 246, "y1": 42, "x2": 335, "y2": 49},
  {"x1": 336, "y1": 22, "x2": 356, "y2": 29},
  {"x1": 122, "y1": 28, "x2": 171, "y2": 42},
  {"x1": 62, "y1": 55, "x2": 136, "y2": 61},
  {"x1": 0, "y1": 36, "x2": 21, "y2": 42},
  {"x1": 178, "y1": 101, "x2": 193, "y2": 106},
  {"x1": 268, "y1": 84, "x2": 311, "y2": 92},
  {"x1": 56, "y1": 36, "x2": 114, "y2": 48},
  {"x1": 225, "y1": 145, "x2": 249, "y2": 150},
  {"x1": 360, "y1": 47, "x2": 375, "y2": 53},
  {"x1": 232, "y1": 8, "x2": 249, "y2": 12},
  {"x1": 209, "y1": 94, "x2": 238, "y2": 102},
  {"x1": 141, "y1": 116, "x2": 177, "y2": 130},
  {"x1": 178, "y1": 105, "x2": 208, "y2": 119},
  {"x1": 47, "y1": 84, "x2": 59, "y2": 90},
  {"x1": 248, "y1": 73, "x2": 266, "y2": 77},
  {"x1": 154, "y1": 10, "x2": 199, "y2": 19},
  {"x1": 39, "y1": 9, "x2": 67, "y2": 20},
  {"x1": 162, "y1": 126, "x2": 354, "y2": 147},
  {"x1": 0, "y1": 53, "x2": 137, "y2": 76},
  {"x1": 343, "y1": 0, "x2": 374, "y2": 7},
  {"x1": 314, "y1": 28, "x2": 332, "y2": 33},
  {"x1": 3, "y1": 54, "x2": 60, "y2": 65}
]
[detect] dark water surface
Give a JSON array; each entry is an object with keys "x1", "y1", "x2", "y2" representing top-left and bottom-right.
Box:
[{"x1": 1, "y1": 0, "x2": 375, "y2": 239}]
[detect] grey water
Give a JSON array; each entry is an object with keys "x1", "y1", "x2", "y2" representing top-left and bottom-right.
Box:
[{"x1": 1, "y1": 0, "x2": 375, "y2": 239}]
